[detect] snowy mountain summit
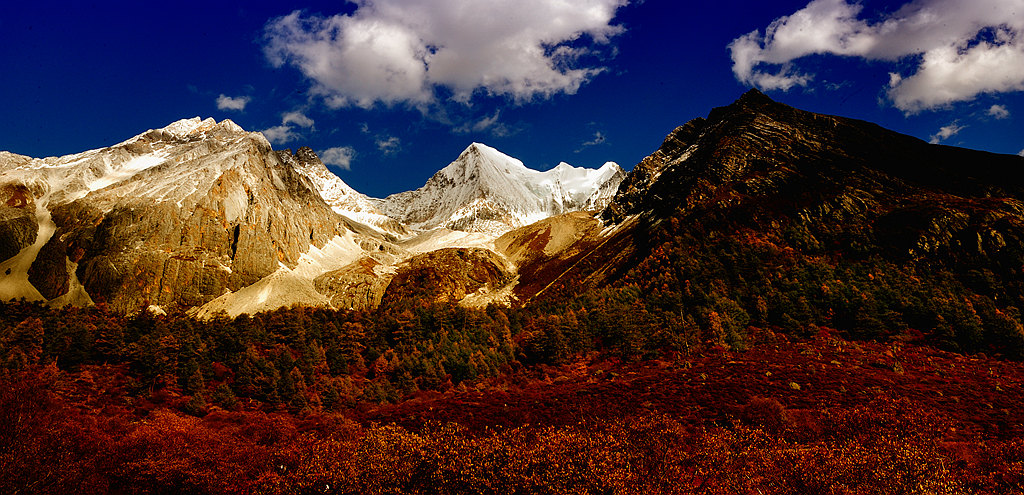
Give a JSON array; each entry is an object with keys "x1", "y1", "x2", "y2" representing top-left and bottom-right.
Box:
[{"x1": 376, "y1": 143, "x2": 624, "y2": 235}]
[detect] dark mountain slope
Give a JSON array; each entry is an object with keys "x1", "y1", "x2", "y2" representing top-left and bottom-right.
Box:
[
  {"x1": 605, "y1": 89, "x2": 1024, "y2": 262},
  {"x1": 536, "y1": 90, "x2": 1024, "y2": 358}
]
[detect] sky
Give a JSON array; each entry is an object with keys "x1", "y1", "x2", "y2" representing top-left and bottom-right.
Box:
[{"x1": 2, "y1": 0, "x2": 1022, "y2": 198}]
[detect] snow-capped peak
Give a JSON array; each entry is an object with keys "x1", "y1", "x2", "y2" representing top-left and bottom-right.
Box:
[{"x1": 376, "y1": 143, "x2": 625, "y2": 235}]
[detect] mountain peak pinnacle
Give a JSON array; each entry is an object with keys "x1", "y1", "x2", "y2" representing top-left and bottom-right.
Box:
[{"x1": 735, "y1": 88, "x2": 776, "y2": 109}]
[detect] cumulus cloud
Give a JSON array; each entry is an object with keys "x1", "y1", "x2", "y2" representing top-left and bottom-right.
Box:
[
  {"x1": 216, "y1": 94, "x2": 252, "y2": 111},
  {"x1": 376, "y1": 136, "x2": 401, "y2": 154},
  {"x1": 988, "y1": 104, "x2": 1011, "y2": 119},
  {"x1": 729, "y1": 0, "x2": 1024, "y2": 112},
  {"x1": 320, "y1": 146, "x2": 356, "y2": 170},
  {"x1": 929, "y1": 122, "x2": 966, "y2": 144},
  {"x1": 282, "y1": 111, "x2": 315, "y2": 128},
  {"x1": 261, "y1": 110, "x2": 315, "y2": 144},
  {"x1": 262, "y1": 0, "x2": 628, "y2": 110},
  {"x1": 1019, "y1": 149, "x2": 1024, "y2": 157},
  {"x1": 261, "y1": 125, "x2": 299, "y2": 144}
]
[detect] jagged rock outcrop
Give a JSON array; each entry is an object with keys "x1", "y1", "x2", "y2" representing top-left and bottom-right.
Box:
[
  {"x1": 601, "y1": 118, "x2": 705, "y2": 223},
  {"x1": 608, "y1": 89, "x2": 1024, "y2": 224},
  {"x1": 558, "y1": 89, "x2": 1024, "y2": 304}
]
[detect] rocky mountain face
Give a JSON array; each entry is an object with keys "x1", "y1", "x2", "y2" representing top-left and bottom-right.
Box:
[
  {"x1": 376, "y1": 143, "x2": 624, "y2": 236},
  {"x1": 0, "y1": 118, "x2": 351, "y2": 312}
]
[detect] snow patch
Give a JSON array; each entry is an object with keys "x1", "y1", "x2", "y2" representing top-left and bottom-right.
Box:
[
  {"x1": 400, "y1": 228, "x2": 497, "y2": 253},
  {"x1": 87, "y1": 151, "x2": 168, "y2": 191},
  {"x1": 292, "y1": 233, "x2": 365, "y2": 278}
]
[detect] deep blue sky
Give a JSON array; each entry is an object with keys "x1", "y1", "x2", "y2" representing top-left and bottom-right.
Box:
[{"x1": 2, "y1": 0, "x2": 1022, "y2": 198}]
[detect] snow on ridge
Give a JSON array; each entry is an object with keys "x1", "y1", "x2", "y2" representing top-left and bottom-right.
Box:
[
  {"x1": 1, "y1": 116, "x2": 277, "y2": 214},
  {"x1": 162, "y1": 117, "x2": 209, "y2": 136},
  {"x1": 284, "y1": 148, "x2": 406, "y2": 236}
]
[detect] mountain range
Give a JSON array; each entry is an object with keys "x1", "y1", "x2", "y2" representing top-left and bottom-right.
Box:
[
  {"x1": 0, "y1": 117, "x2": 623, "y2": 316},
  {"x1": 4, "y1": 90, "x2": 1024, "y2": 323}
]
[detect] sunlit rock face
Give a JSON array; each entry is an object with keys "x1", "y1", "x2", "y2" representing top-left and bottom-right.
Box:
[{"x1": 0, "y1": 118, "x2": 349, "y2": 312}]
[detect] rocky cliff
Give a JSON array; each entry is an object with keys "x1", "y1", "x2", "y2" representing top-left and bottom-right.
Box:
[{"x1": 284, "y1": 147, "x2": 409, "y2": 236}]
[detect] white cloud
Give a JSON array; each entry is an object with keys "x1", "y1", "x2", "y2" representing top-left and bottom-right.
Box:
[
  {"x1": 582, "y1": 131, "x2": 607, "y2": 147},
  {"x1": 261, "y1": 125, "x2": 300, "y2": 144},
  {"x1": 729, "y1": 0, "x2": 1024, "y2": 112},
  {"x1": 376, "y1": 136, "x2": 401, "y2": 154},
  {"x1": 988, "y1": 104, "x2": 1010, "y2": 119},
  {"x1": 929, "y1": 122, "x2": 966, "y2": 144},
  {"x1": 575, "y1": 131, "x2": 607, "y2": 152},
  {"x1": 260, "y1": 110, "x2": 318, "y2": 145},
  {"x1": 1019, "y1": 149, "x2": 1024, "y2": 157},
  {"x1": 453, "y1": 111, "x2": 508, "y2": 135},
  {"x1": 282, "y1": 111, "x2": 315, "y2": 128},
  {"x1": 216, "y1": 94, "x2": 252, "y2": 111},
  {"x1": 263, "y1": 0, "x2": 628, "y2": 110},
  {"x1": 320, "y1": 146, "x2": 356, "y2": 170}
]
